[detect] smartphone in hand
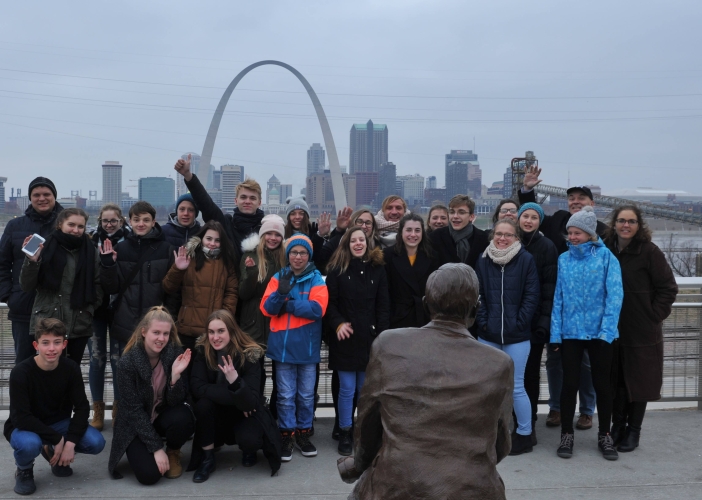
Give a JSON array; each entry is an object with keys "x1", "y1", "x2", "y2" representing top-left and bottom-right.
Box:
[{"x1": 22, "y1": 234, "x2": 45, "y2": 257}]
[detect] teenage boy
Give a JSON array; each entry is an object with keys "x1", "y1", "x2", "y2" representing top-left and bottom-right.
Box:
[
  {"x1": 162, "y1": 193, "x2": 201, "y2": 247},
  {"x1": 429, "y1": 194, "x2": 489, "y2": 270},
  {"x1": 4, "y1": 318, "x2": 106, "y2": 495}
]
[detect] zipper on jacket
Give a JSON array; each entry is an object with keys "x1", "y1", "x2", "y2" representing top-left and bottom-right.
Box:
[{"x1": 501, "y1": 266, "x2": 505, "y2": 344}]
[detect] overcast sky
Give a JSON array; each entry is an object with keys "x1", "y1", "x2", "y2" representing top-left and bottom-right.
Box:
[{"x1": 1, "y1": 0, "x2": 701, "y2": 201}]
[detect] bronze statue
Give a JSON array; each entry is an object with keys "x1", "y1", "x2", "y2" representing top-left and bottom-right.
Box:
[{"x1": 338, "y1": 263, "x2": 514, "y2": 500}]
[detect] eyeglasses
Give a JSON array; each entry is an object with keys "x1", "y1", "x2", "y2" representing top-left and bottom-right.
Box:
[
  {"x1": 355, "y1": 219, "x2": 373, "y2": 227},
  {"x1": 289, "y1": 250, "x2": 309, "y2": 257},
  {"x1": 99, "y1": 219, "x2": 121, "y2": 226},
  {"x1": 499, "y1": 208, "x2": 518, "y2": 214},
  {"x1": 494, "y1": 232, "x2": 517, "y2": 239},
  {"x1": 615, "y1": 219, "x2": 639, "y2": 226}
]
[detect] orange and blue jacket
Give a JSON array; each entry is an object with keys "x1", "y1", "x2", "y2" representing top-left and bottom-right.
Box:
[{"x1": 260, "y1": 264, "x2": 328, "y2": 364}]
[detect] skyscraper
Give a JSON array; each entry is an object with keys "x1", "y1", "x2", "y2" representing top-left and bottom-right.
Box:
[
  {"x1": 445, "y1": 162, "x2": 468, "y2": 202},
  {"x1": 307, "y1": 143, "x2": 326, "y2": 177},
  {"x1": 377, "y1": 162, "x2": 397, "y2": 205},
  {"x1": 221, "y1": 165, "x2": 244, "y2": 213},
  {"x1": 280, "y1": 184, "x2": 293, "y2": 202},
  {"x1": 397, "y1": 174, "x2": 425, "y2": 207},
  {"x1": 267, "y1": 175, "x2": 281, "y2": 205},
  {"x1": 349, "y1": 120, "x2": 388, "y2": 174},
  {"x1": 138, "y1": 177, "x2": 175, "y2": 209},
  {"x1": 426, "y1": 176, "x2": 437, "y2": 190},
  {"x1": 354, "y1": 172, "x2": 379, "y2": 207},
  {"x1": 102, "y1": 161, "x2": 122, "y2": 205},
  {"x1": 445, "y1": 150, "x2": 479, "y2": 200}
]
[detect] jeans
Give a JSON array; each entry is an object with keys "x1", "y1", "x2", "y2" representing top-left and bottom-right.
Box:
[
  {"x1": 338, "y1": 371, "x2": 366, "y2": 429},
  {"x1": 479, "y1": 339, "x2": 532, "y2": 435},
  {"x1": 88, "y1": 318, "x2": 125, "y2": 402},
  {"x1": 12, "y1": 320, "x2": 35, "y2": 364},
  {"x1": 10, "y1": 418, "x2": 106, "y2": 469},
  {"x1": 546, "y1": 345, "x2": 596, "y2": 415},
  {"x1": 276, "y1": 362, "x2": 316, "y2": 430}
]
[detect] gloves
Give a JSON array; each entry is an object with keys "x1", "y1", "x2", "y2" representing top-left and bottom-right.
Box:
[{"x1": 277, "y1": 269, "x2": 294, "y2": 296}]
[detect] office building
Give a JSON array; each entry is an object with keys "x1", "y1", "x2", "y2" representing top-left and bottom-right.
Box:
[
  {"x1": 398, "y1": 174, "x2": 425, "y2": 207},
  {"x1": 280, "y1": 184, "x2": 293, "y2": 203},
  {"x1": 307, "y1": 143, "x2": 326, "y2": 177},
  {"x1": 424, "y1": 188, "x2": 447, "y2": 206},
  {"x1": 102, "y1": 161, "x2": 122, "y2": 205},
  {"x1": 306, "y1": 170, "x2": 336, "y2": 217},
  {"x1": 0, "y1": 176, "x2": 6, "y2": 210},
  {"x1": 267, "y1": 175, "x2": 281, "y2": 205},
  {"x1": 354, "y1": 172, "x2": 379, "y2": 207},
  {"x1": 138, "y1": 177, "x2": 175, "y2": 210},
  {"x1": 446, "y1": 161, "x2": 468, "y2": 202},
  {"x1": 377, "y1": 162, "x2": 397, "y2": 205},
  {"x1": 503, "y1": 167, "x2": 513, "y2": 198},
  {"x1": 426, "y1": 176, "x2": 437, "y2": 190},
  {"x1": 213, "y1": 168, "x2": 222, "y2": 190},
  {"x1": 349, "y1": 120, "x2": 388, "y2": 174},
  {"x1": 221, "y1": 165, "x2": 244, "y2": 213},
  {"x1": 445, "y1": 150, "x2": 480, "y2": 200},
  {"x1": 467, "y1": 163, "x2": 482, "y2": 199}
]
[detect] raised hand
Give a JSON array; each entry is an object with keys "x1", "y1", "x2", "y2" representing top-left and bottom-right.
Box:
[
  {"x1": 523, "y1": 165, "x2": 543, "y2": 190},
  {"x1": 218, "y1": 354, "x2": 239, "y2": 385},
  {"x1": 99, "y1": 238, "x2": 117, "y2": 262},
  {"x1": 244, "y1": 256, "x2": 256, "y2": 268},
  {"x1": 277, "y1": 268, "x2": 294, "y2": 296},
  {"x1": 336, "y1": 206, "x2": 353, "y2": 231},
  {"x1": 22, "y1": 235, "x2": 43, "y2": 262},
  {"x1": 174, "y1": 153, "x2": 193, "y2": 182},
  {"x1": 337, "y1": 322, "x2": 354, "y2": 341},
  {"x1": 174, "y1": 246, "x2": 190, "y2": 270},
  {"x1": 171, "y1": 348, "x2": 192, "y2": 380},
  {"x1": 317, "y1": 212, "x2": 332, "y2": 237}
]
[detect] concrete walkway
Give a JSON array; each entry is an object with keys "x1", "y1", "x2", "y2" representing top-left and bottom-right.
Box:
[{"x1": 0, "y1": 409, "x2": 701, "y2": 499}]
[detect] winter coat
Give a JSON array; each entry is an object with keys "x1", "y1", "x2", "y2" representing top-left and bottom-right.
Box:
[
  {"x1": 475, "y1": 247, "x2": 540, "y2": 345},
  {"x1": 518, "y1": 189, "x2": 608, "y2": 254},
  {"x1": 187, "y1": 347, "x2": 281, "y2": 473},
  {"x1": 261, "y1": 263, "x2": 328, "y2": 365},
  {"x1": 161, "y1": 213, "x2": 201, "y2": 248},
  {"x1": 238, "y1": 234, "x2": 283, "y2": 349},
  {"x1": 100, "y1": 224, "x2": 174, "y2": 342},
  {"x1": 19, "y1": 249, "x2": 103, "y2": 339},
  {"x1": 382, "y1": 247, "x2": 437, "y2": 329},
  {"x1": 0, "y1": 203, "x2": 63, "y2": 322},
  {"x1": 161, "y1": 237, "x2": 238, "y2": 338},
  {"x1": 606, "y1": 239, "x2": 678, "y2": 401},
  {"x1": 324, "y1": 251, "x2": 390, "y2": 372},
  {"x1": 551, "y1": 238, "x2": 624, "y2": 344},
  {"x1": 350, "y1": 320, "x2": 513, "y2": 500},
  {"x1": 90, "y1": 227, "x2": 128, "y2": 322},
  {"x1": 521, "y1": 231, "x2": 558, "y2": 343},
  {"x1": 429, "y1": 225, "x2": 489, "y2": 270},
  {"x1": 108, "y1": 341, "x2": 191, "y2": 477}
]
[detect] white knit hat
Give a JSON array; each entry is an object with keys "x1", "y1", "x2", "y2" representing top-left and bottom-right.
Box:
[{"x1": 566, "y1": 206, "x2": 597, "y2": 237}]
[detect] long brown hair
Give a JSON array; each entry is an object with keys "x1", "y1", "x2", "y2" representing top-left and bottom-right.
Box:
[
  {"x1": 256, "y1": 232, "x2": 286, "y2": 282},
  {"x1": 327, "y1": 226, "x2": 380, "y2": 275},
  {"x1": 194, "y1": 220, "x2": 237, "y2": 272},
  {"x1": 195, "y1": 310, "x2": 263, "y2": 370},
  {"x1": 55, "y1": 207, "x2": 89, "y2": 230},
  {"x1": 123, "y1": 306, "x2": 181, "y2": 355},
  {"x1": 284, "y1": 210, "x2": 311, "y2": 238},
  {"x1": 394, "y1": 213, "x2": 432, "y2": 258},
  {"x1": 604, "y1": 204, "x2": 652, "y2": 246}
]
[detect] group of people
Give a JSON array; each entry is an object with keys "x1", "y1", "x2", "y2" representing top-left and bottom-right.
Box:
[{"x1": 0, "y1": 159, "x2": 679, "y2": 495}]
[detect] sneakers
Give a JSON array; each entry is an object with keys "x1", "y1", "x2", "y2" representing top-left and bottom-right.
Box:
[
  {"x1": 545, "y1": 410, "x2": 561, "y2": 427},
  {"x1": 576, "y1": 414, "x2": 593, "y2": 430},
  {"x1": 557, "y1": 433, "x2": 574, "y2": 458},
  {"x1": 295, "y1": 428, "x2": 318, "y2": 457},
  {"x1": 14, "y1": 467, "x2": 36, "y2": 496},
  {"x1": 280, "y1": 429, "x2": 295, "y2": 462},
  {"x1": 338, "y1": 427, "x2": 353, "y2": 456},
  {"x1": 90, "y1": 401, "x2": 105, "y2": 431},
  {"x1": 598, "y1": 433, "x2": 619, "y2": 461},
  {"x1": 41, "y1": 444, "x2": 72, "y2": 477},
  {"x1": 509, "y1": 432, "x2": 534, "y2": 456},
  {"x1": 165, "y1": 448, "x2": 183, "y2": 479}
]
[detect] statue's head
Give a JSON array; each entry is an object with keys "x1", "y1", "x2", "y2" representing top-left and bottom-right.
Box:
[{"x1": 424, "y1": 263, "x2": 480, "y2": 327}]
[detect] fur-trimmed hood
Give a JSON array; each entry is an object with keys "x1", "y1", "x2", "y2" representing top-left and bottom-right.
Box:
[
  {"x1": 367, "y1": 246, "x2": 385, "y2": 266},
  {"x1": 186, "y1": 236, "x2": 201, "y2": 258},
  {"x1": 241, "y1": 233, "x2": 260, "y2": 253}
]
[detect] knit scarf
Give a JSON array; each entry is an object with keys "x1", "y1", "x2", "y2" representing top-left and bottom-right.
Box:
[
  {"x1": 483, "y1": 240, "x2": 522, "y2": 266},
  {"x1": 375, "y1": 209, "x2": 409, "y2": 233},
  {"x1": 39, "y1": 229, "x2": 97, "y2": 309},
  {"x1": 231, "y1": 208, "x2": 264, "y2": 236},
  {"x1": 449, "y1": 223, "x2": 474, "y2": 263}
]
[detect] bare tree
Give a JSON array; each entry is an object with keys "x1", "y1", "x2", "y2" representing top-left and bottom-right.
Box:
[{"x1": 660, "y1": 233, "x2": 701, "y2": 277}]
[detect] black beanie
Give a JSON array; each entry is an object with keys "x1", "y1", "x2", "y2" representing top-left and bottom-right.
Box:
[{"x1": 28, "y1": 177, "x2": 57, "y2": 199}]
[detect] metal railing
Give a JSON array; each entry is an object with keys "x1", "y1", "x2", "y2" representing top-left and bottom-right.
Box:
[{"x1": 2, "y1": 277, "x2": 701, "y2": 410}]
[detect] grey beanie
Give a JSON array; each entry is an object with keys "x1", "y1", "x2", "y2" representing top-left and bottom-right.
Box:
[
  {"x1": 566, "y1": 206, "x2": 598, "y2": 237},
  {"x1": 285, "y1": 196, "x2": 310, "y2": 219}
]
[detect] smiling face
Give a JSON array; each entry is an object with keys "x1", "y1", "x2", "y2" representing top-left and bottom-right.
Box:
[
  {"x1": 519, "y1": 209, "x2": 541, "y2": 233},
  {"x1": 33, "y1": 333, "x2": 67, "y2": 368},
  {"x1": 383, "y1": 199, "x2": 405, "y2": 222},
  {"x1": 288, "y1": 244, "x2": 310, "y2": 274},
  {"x1": 614, "y1": 209, "x2": 639, "y2": 242},
  {"x1": 30, "y1": 186, "x2": 56, "y2": 216},
  {"x1": 449, "y1": 204, "x2": 475, "y2": 231},
  {"x1": 493, "y1": 222, "x2": 518, "y2": 250},
  {"x1": 60, "y1": 214, "x2": 87, "y2": 237},
  {"x1": 207, "y1": 319, "x2": 231, "y2": 351},
  {"x1": 130, "y1": 212, "x2": 156, "y2": 237},
  {"x1": 177, "y1": 201, "x2": 196, "y2": 227},
  {"x1": 354, "y1": 212, "x2": 374, "y2": 237},
  {"x1": 235, "y1": 188, "x2": 261, "y2": 215},
  {"x1": 141, "y1": 320, "x2": 172, "y2": 358},
  {"x1": 498, "y1": 202, "x2": 519, "y2": 222},
  {"x1": 567, "y1": 191, "x2": 595, "y2": 215},
  {"x1": 100, "y1": 209, "x2": 123, "y2": 234},
  {"x1": 202, "y1": 229, "x2": 221, "y2": 250},
  {"x1": 289, "y1": 209, "x2": 306, "y2": 230},
  {"x1": 428, "y1": 209, "x2": 448, "y2": 231},
  {"x1": 349, "y1": 229, "x2": 367, "y2": 258},
  {"x1": 568, "y1": 227, "x2": 592, "y2": 246},
  {"x1": 263, "y1": 231, "x2": 283, "y2": 250},
  {"x1": 402, "y1": 220, "x2": 423, "y2": 250}
]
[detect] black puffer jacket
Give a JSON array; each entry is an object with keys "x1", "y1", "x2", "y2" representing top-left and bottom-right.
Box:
[
  {"x1": 521, "y1": 230, "x2": 558, "y2": 343},
  {"x1": 161, "y1": 213, "x2": 201, "y2": 248},
  {"x1": 90, "y1": 227, "x2": 128, "y2": 322},
  {"x1": 324, "y1": 250, "x2": 390, "y2": 372},
  {"x1": 100, "y1": 224, "x2": 174, "y2": 342},
  {"x1": 475, "y1": 247, "x2": 540, "y2": 345},
  {"x1": 0, "y1": 204, "x2": 63, "y2": 321},
  {"x1": 108, "y1": 341, "x2": 190, "y2": 477}
]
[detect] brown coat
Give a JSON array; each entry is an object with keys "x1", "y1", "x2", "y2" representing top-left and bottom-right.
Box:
[
  {"x1": 607, "y1": 240, "x2": 678, "y2": 401},
  {"x1": 162, "y1": 244, "x2": 238, "y2": 338},
  {"x1": 350, "y1": 320, "x2": 513, "y2": 500}
]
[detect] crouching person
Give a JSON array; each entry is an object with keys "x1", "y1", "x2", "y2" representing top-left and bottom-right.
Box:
[
  {"x1": 4, "y1": 318, "x2": 106, "y2": 495},
  {"x1": 108, "y1": 306, "x2": 195, "y2": 484},
  {"x1": 187, "y1": 310, "x2": 282, "y2": 482}
]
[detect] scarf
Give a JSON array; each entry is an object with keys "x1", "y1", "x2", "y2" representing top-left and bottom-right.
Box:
[
  {"x1": 483, "y1": 240, "x2": 522, "y2": 266},
  {"x1": 375, "y1": 209, "x2": 410, "y2": 233},
  {"x1": 449, "y1": 223, "x2": 474, "y2": 263},
  {"x1": 232, "y1": 208, "x2": 264, "y2": 236},
  {"x1": 93, "y1": 226, "x2": 126, "y2": 247},
  {"x1": 39, "y1": 229, "x2": 97, "y2": 309}
]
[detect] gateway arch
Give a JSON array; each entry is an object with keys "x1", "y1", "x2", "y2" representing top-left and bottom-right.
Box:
[{"x1": 198, "y1": 60, "x2": 347, "y2": 208}]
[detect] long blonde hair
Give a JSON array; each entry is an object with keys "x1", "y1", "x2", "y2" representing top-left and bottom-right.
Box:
[
  {"x1": 195, "y1": 310, "x2": 263, "y2": 371},
  {"x1": 123, "y1": 306, "x2": 181, "y2": 355},
  {"x1": 256, "y1": 233, "x2": 286, "y2": 282}
]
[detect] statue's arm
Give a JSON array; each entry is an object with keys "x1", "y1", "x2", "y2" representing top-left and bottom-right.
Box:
[{"x1": 495, "y1": 360, "x2": 514, "y2": 463}]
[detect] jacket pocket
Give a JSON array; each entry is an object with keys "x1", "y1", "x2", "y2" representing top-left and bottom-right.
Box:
[
  {"x1": 73, "y1": 307, "x2": 95, "y2": 336},
  {"x1": 33, "y1": 304, "x2": 61, "y2": 322}
]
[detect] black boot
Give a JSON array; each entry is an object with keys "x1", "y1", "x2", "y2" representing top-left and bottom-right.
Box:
[
  {"x1": 193, "y1": 449, "x2": 216, "y2": 483},
  {"x1": 509, "y1": 432, "x2": 533, "y2": 456},
  {"x1": 531, "y1": 418, "x2": 537, "y2": 446},
  {"x1": 618, "y1": 401, "x2": 646, "y2": 452},
  {"x1": 618, "y1": 428, "x2": 640, "y2": 452},
  {"x1": 14, "y1": 467, "x2": 36, "y2": 495},
  {"x1": 611, "y1": 388, "x2": 628, "y2": 446},
  {"x1": 338, "y1": 427, "x2": 353, "y2": 456}
]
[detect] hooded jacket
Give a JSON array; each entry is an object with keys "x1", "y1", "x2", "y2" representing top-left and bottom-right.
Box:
[
  {"x1": 260, "y1": 263, "x2": 328, "y2": 364},
  {"x1": 161, "y1": 236, "x2": 238, "y2": 338},
  {"x1": 550, "y1": 238, "x2": 624, "y2": 344},
  {"x1": 0, "y1": 203, "x2": 63, "y2": 321},
  {"x1": 161, "y1": 212, "x2": 202, "y2": 248}
]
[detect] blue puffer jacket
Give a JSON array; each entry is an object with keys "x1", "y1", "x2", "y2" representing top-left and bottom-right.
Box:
[
  {"x1": 475, "y1": 246, "x2": 540, "y2": 345},
  {"x1": 550, "y1": 238, "x2": 623, "y2": 344}
]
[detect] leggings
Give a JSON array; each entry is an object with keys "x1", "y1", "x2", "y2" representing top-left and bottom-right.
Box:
[
  {"x1": 194, "y1": 398, "x2": 265, "y2": 451},
  {"x1": 560, "y1": 339, "x2": 614, "y2": 435},
  {"x1": 124, "y1": 404, "x2": 195, "y2": 485},
  {"x1": 65, "y1": 336, "x2": 90, "y2": 365}
]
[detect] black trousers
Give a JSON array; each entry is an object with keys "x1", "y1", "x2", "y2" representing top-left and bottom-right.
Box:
[
  {"x1": 125, "y1": 404, "x2": 195, "y2": 485},
  {"x1": 65, "y1": 336, "x2": 90, "y2": 365},
  {"x1": 524, "y1": 343, "x2": 545, "y2": 422},
  {"x1": 12, "y1": 321, "x2": 35, "y2": 364},
  {"x1": 194, "y1": 398, "x2": 264, "y2": 451},
  {"x1": 613, "y1": 352, "x2": 648, "y2": 432},
  {"x1": 560, "y1": 339, "x2": 614, "y2": 434}
]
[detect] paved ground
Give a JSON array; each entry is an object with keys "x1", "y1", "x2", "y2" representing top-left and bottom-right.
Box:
[{"x1": 0, "y1": 409, "x2": 701, "y2": 499}]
